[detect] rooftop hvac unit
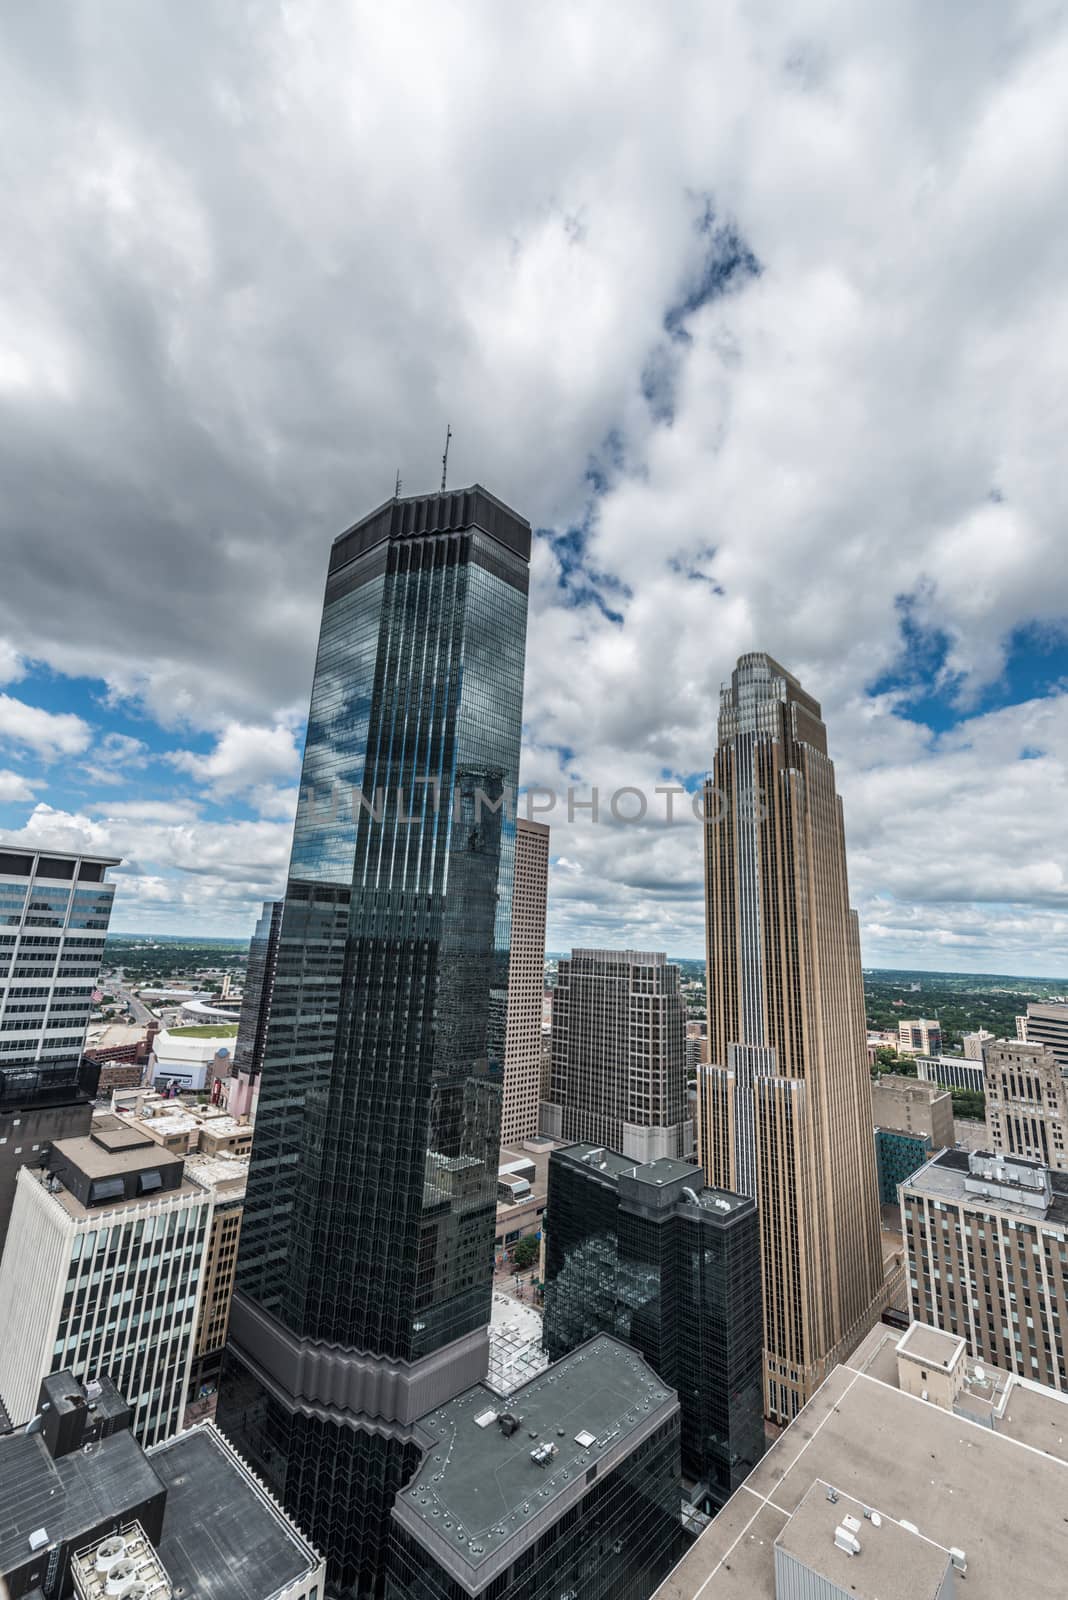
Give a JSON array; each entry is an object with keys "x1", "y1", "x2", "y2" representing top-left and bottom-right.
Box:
[
  {"x1": 105, "y1": 1559, "x2": 138, "y2": 1594},
  {"x1": 833, "y1": 1526, "x2": 861, "y2": 1557},
  {"x1": 95, "y1": 1534, "x2": 127, "y2": 1572}
]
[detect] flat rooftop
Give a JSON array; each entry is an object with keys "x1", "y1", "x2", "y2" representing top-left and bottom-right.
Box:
[
  {"x1": 395, "y1": 1335, "x2": 677, "y2": 1592},
  {"x1": 0, "y1": 844, "x2": 121, "y2": 869},
  {"x1": 149, "y1": 1423, "x2": 322, "y2": 1600},
  {"x1": 653, "y1": 1326, "x2": 1068, "y2": 1600},
  {"x1": 552, "y1": 1143, "x2": 747, "y2": 1213},
  {"x1": 907, "y1": 1146, "x2": 1068, "y2": 1226},
  {"x1": 896, "y1": 1322, "x2": 964, "y2": 1370},
  {"x1": 185, "y1": 1151, "x2": 249, "y2": 1195},
  {"x1": 778, "y1": 1483, "x2": 951, "y2": 1600},
  {"x1": 0, "y1": 1428, "x2": 164, "y2": 1577},
  {"x1": 52, "y1": 1134, "x2": 182, "y2": 1180}
]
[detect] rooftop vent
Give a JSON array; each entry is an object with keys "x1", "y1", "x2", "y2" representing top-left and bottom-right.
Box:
[
  {"x1": 834, "y1": 1526, "x2": 862, "y2": 1557},
  {"x1": 95, "y1": 1534, "x2": 126, "y2": 1572},
  {"x1": 575, "y1": 1430, "x2": 596, "y2": 1448},
  {"x1": 474, "y1": 1409, "x2": 498, "y2": 1428},
  {"x1": 28, "y1": 1528, "x2": 49, "y2": 1553},
  {"x1": 105, "y1": 1558, "x2": 139, "y2": 1593},
  {"x1": 950, "y1": 1548, "x2": 967, "y2": 1574},
  {"x1": 498, "y1": 1413, "x2": 521, "y2": 1437}
]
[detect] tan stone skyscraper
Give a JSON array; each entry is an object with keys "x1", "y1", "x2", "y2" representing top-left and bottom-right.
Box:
[
  {"x1": 697, "y1": 653, "x2": 884, "y2": 1422},
  {"x1": 500, "y1": 817, "x2": 551, "y2": 1146}
]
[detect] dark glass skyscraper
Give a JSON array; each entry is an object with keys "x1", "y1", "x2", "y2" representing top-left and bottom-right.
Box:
[
  {"x1": 543, "y1": 1145, "x2": 765, "y2": 1509},
  {"x1": 216, "y1": 486, "x2": 530, "y2": 1597}
]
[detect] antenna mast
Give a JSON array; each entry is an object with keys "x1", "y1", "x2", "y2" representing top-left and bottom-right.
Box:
[
  {"x1": 440, "y1": 423, "x2": 452, "y2": 493},
  {"x1": 394, "y1": 468, "x2": 402, "y2": 498}
]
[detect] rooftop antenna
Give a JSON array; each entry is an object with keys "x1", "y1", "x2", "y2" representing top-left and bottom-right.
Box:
[
  {"x1": 440, "y1": 423, "x2": 452, "y2": 492},
  {"x1": 394, "y1": 468, "x2": 402, "y2": 498}
]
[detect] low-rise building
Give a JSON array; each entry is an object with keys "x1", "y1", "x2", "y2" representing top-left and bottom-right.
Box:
[
  {"x1": 0, "y1": 1368, "x2": 324, "y2": 1600},
  {"x1": 874, "y1": 1127, "x2": 932, "y2": 1206},
  {"x1": 493, "y1": 1138, "x2": 556, "y2": 1259},
  {"x1": 386, "y1": 1335, "x2": 684, "y2": 1600},
  {"x1": 148, "y1": 1024, "x2": 239, "y2": 1093},
  {"x1": 652, "y1": 1319, "x2": 1068, "y2": 1599},
  {"x1": 915, "y1": 1054, "x2": 985, "y2": 1095},
  {"x1": 902, "y1": 1146, "x2": 1068, "y2": 1392},
  {"x1": 109, "y1": 1090, "x2": 254, "y2": 1158},
  {"x1": 871, "y1": 1074, "x2": 954, "y2": 1205},
  {"x1": 871, "y1": 1073, "x2": 954, "y2": 1147}
]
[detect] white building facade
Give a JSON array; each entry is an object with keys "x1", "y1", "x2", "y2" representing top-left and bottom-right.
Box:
[
  {"x1": 0, "y1": 845, "x2": 118, "y2": 1067},
  {"x1": 0, "y1": 1160, "x2": 212, "y2": 1444}
]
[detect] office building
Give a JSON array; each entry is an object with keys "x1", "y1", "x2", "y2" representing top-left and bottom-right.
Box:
[
  {"x1": 494, "y1": 1139, "x2": 556, "y2": 1260},
  {"x1": 544, "y1": 1144, "x2": 764, "y2": 1506},
  {"x1": 697, "y1": 654, "x2": 884, "y2": 1421},
  {"x1": 214, "y1": 485, "x2": 530, "y2": 1596},
  {"x1": 915, "y1": 1054, "x2": 986, "y2": 1094},
  {"x1": 0, "y1": 1122, "x2": 213, "y2": 1444},
  {"x1": 0, "y1": 1368, "x2": 324, "y2": 1600},
  {"x1": 983, "y1": 1037, "x2": 1068, "y2": 1171},
  {"x1": 541, "y1": 949, "x2": 690, "y2": 1162},
  {"x1": 231, "y1": 897, "x2": 283, "y2": 1119},
  {"x1": 385, "y1": 1335, "x2": 684, "y2": 1600},
  {"x1": 963, "y1": 1027, "x2": 994, "y2": 1061},
  {"x1": 901, "y1": 1146, "x2": 1068, "y2": 1391},
  {"x1": 500, "y1": 819, "x2": 550, "y2": 1147},
  {"x1": 185, "y1": 1149, "x2": 246, "y2": 1398},
  {"x1": 898, "y1": 1018, "x2": 943, "y2": 1056},
  {"x1": 652, "y1": 1318, "x2": 1068, "y2": 1600},
  {"x1": 874, "y1": 1128, "x2": 932, "y2": 1205},
  {"x1": 0, "y1": 845, "x2": 119, "y2": 1248},
  {"x1": 1016, "y1": 1000, "x2": 1068, "y2": 1072},
  {"x1": 871, "y1": 1073, "x2": 954, "y2": 1149}
]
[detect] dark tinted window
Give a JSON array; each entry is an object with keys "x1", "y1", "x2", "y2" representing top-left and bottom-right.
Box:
[{"x1": 38, "y1": 857, "x2": 75, "y2": 880}]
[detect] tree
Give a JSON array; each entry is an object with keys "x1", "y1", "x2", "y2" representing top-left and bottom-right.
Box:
[
  {"x1": 512, "y1": 1234, "x2": 539, "y2": 1271},
  {"x1": 950, "y1": 1088, "x2": 986, "y2": 1121}
]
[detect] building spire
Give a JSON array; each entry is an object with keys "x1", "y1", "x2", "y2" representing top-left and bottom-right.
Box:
[{"x1": 440, "y1": 423, "x2": 452, "y2": 492}]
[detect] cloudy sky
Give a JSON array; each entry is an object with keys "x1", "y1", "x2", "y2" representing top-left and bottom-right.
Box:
[{"x1": 2, "y1": 2, "x2": 1067, "y2": 974}]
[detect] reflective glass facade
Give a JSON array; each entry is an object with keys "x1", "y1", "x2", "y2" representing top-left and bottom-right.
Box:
[
  {"x1": 385, "y1": 1418, "x2": 683, "y2": 1600},
  {"x1": 217, "y1": 487, "x2": 530, "y2": 1598},
  {"x1": 543, "y1": 1147, "x2": 765, "y2": 1508}
]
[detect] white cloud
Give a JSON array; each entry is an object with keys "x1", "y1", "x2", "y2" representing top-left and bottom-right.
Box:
[
  {"x1": 81, "y1": 731, "x2": 151, "y2": 786},
  {"x1": 1, "y1": 3, "x2": 1068, "y2": 958},
  {"x1": 168, "y1": 722, "x2": 302, "y2": 798},
  {"x1": 5, "y1": 803, "x2": 291, "y2": 936},
  {"x1": 0, "y1": 642, "x2": 23, "y2": 685},
  {"x1": 89, "y1": 798, "x2": 202, "y2": 825},
  {"x1": 0, "y1": 693, "x2": 92, "y2": 759},
  {"x1": 0, "y1": 769, "x2": 38, "y2": 803}
]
